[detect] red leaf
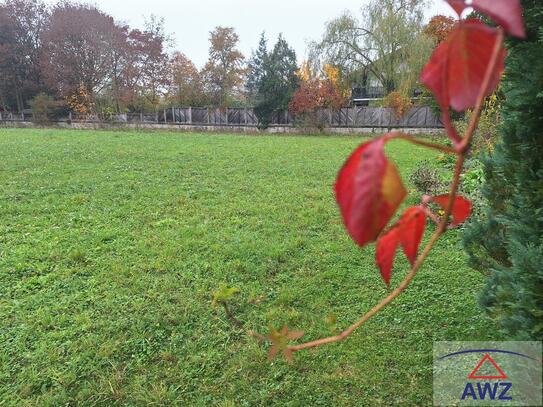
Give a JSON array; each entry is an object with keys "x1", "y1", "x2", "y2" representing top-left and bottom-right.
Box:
[
  {"x1": 376, "y1": 206, "x2": 427, "y2": 286},
  {"x1": 335, "y1": 136, "x2": 407, "y2": 247},
  {"x1": 433, "y1": 195, "x2": 473, "y2": 226},
  {"x1": 420, "y1": 20, "x2": 506, "y2": 112},
  {"x1": 376, "y1": 227, "x2": 400, "y2": 287},
  {"x1": 399, "y1": 207, "x2": 427, "y2": 266},
  {"x1": 445, "y1": 0, "x2": 468, "y2": 16},
  {"x1": 472, "y1": 0, "x2": 525, "y2": 38},
  {"x1": 446, "y1": 0, "x2": 525, "y2": 38}
]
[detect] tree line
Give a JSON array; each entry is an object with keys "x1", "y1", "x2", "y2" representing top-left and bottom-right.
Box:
[{"x1": 0, "y1": 0, "x2": 454, "y2": 127}]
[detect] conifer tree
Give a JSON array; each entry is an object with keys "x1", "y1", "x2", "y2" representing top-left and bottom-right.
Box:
[
  {"x1": 247, "y1": 32, "x2": 268, "y2": 103},
  {"x1": 463, "y1": 0, "x2": 543, "y2": 340},
  {"x1": 253, "y1": 34, "x2": 298, "y2": 128}
]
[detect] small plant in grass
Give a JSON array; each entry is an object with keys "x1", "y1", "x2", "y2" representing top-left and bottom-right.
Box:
[
  {"x1": 409, "y1": 160, "x2": 447, "y2": 196},
  {"x1": 212, "y1": 285, "x2": 243, "y2": 328},
  {"x1": 250, "y1": 0, "x2": 525, "y2": 362}
]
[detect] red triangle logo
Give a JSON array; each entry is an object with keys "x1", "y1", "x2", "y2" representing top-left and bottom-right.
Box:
[{"x1": 468, "y1": 354, "x2": 508, "y2": 380}]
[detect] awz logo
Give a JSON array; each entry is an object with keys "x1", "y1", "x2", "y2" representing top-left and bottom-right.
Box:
[
  {"x1": 433, "y1": 343, "x2": 542, "y2": 406},
  {"x1": 461, "y1": 353, "x2": 512, "y2": 401},
  {"x1": 461, "y1": 382, "x2": 512, "y2": 402}
]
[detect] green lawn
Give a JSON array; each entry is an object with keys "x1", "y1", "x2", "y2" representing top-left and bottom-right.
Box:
[{"x1": 0, "y1": 129, "x2": 502, "y2": 406}]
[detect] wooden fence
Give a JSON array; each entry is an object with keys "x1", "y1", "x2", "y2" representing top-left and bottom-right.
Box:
[{"x1": 0, "y1": 105, "x2": 443, "y2": 129}]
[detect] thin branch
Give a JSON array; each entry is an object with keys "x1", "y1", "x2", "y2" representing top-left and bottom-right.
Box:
[
  {"x1": 395, "y1": 133, "x2": 456, "y2": 154},
  {"x1": 354, "y1": 27, "x2": 374, "y2": 37},
  {"x1": 285, "y1": 28, "x2": 505, "y2": 354}
]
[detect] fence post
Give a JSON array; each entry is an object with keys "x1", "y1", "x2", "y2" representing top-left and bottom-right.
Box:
[
  {"x1": 207, "y1": 108, "x2": 211, "y2": 125},
  {"x1": 0, "y1": 112, "x2": 2, "y2": 121},
  {"x1": 21, "y1": 112, "x2": 24, "y2": 121},
  {"x1": 424, "y1": 106, "x2": 429, "y2": 127},
  {"x1": 140, "y1": 112, "x2": 143, "y2": 122},
  {"x1": 225, "y1": 107, "x2": 229, "y2": 125},
  {"x1": 155, "y1": 111, "x2": 158, "y2": 123},
  {"x1": 188, "y1": 107, "x2": 192, "y2": 125},
  {"x1": 163, "y1": 109, "x2": 167, "y2": 123}
]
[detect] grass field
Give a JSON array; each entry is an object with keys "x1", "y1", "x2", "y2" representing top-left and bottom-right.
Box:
[{"x1": 0, "y1": 129, "x2": 502, "y2": 406}]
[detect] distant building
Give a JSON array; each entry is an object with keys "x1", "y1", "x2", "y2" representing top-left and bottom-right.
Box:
[{"x1": 351, "y1": 85, "x2": 386, "y2": 106}]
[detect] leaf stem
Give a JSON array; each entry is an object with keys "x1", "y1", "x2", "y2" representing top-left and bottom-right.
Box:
[
  {"x1": 286, "y1": 28, "x2": 504, "y2": 354},
  {"x1": 395, "y1": 133, "x2": 457, "y2": 154}
]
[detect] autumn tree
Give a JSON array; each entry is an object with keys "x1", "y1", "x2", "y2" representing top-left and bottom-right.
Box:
[
  {"x1": 201, "y1": 27, "x2": 245, "y2": 107},
  {"x1": 310, "y1": 0, "x2": 428, "y2": 93},
  {"x1": 289, "y1": 63, "x2": 348, "y2": 128},
  {"x1": 41, "y1": 2, "x2": 123, "y2": 107},
  {"x1": 168, "y1": 52, "x2": 205, "y2": 106},
  {"x1": 120, "y1": 16, "x2": 171, "y2": 111},
  {"x1": 252, "y1": 34, "x2": 299, "y2": 128},
  {"x1": 424, "y1": 15, "x2": 456, "y2": 45},
  {"x1": 107, "y1": 22, "x2": 129, "y2": 113},
  {"x1": 0, "y1": 0, "x2": 49, "y2": 112}
]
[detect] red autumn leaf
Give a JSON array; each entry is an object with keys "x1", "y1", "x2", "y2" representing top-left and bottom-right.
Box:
[
  {"x1": 376, "y1": 206, "x2": 427, "y2": 286},
  {"x1": 399, "y1": 207, "x2": 427, "y2": 266},
  {"x1": 473, "y1": 0, "x2": 525, "y2": 38},
  {"x1": 420, "y1": 19, "x2": 506, "y2": 112},
  {"x1": 446, "y1": 0, "x2": 525, "y2": 38},
  {"x1": 376, "y1": 226, "x2": 400, "y2": 287},
  {"x1": 433, "y1": 195, "x2": 473, "y2": 226},
  {"x1": 446, "y1": 0, "x2": 468, "y2": 16},
  {"x1": 335, "y1": 136, "x2": 407, "y2": 247}
]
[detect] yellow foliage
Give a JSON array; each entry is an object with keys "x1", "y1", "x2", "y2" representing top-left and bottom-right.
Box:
[
  {"x1": 67, "y1": 83, "x2": 95, "y2": 116},
  {"x1": 382, "y1": 91, "x2": 412, "y2": 119},
  {"x1": 296, "y1": 61, "x2": 313, "y2": 82},
  {"x1": 323, "y1": 64, "x2": 350, "y2": 98},
  {"x1": 323, "y1": 64, "x2": 340, "y2": 86}
]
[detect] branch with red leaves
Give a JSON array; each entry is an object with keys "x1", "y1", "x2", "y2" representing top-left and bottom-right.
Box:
[{"x1": 255, "y1": 0, "x2": 524, "y2": 362}]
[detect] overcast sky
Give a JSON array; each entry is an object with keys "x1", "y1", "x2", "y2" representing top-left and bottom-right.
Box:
[{"x1": 46, "y1": 0, "x2": 455, "y2": 68}]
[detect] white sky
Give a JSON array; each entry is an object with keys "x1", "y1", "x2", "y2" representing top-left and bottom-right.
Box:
[{"x1": 45, "y1": 0, "x2": 455, "y2": 68}]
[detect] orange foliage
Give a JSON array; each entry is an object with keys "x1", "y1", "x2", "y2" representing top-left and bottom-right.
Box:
[
  {"x1": 67, "y1": 83, "x2": 95, "y2": 116},
  {"x1": 382, "y1": 91, "x2": 412, "y2": 119},
  {"x1": 424, "y1": 15, "x2": 456, "y2": 45},
  {"x1": 289, "y1": 63, "x2": 348, "y2": 115}
]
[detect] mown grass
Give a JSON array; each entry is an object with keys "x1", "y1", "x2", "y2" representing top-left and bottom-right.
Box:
[{"x1": 0, "y1": 129, "x2": 502, "y2": 406}]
